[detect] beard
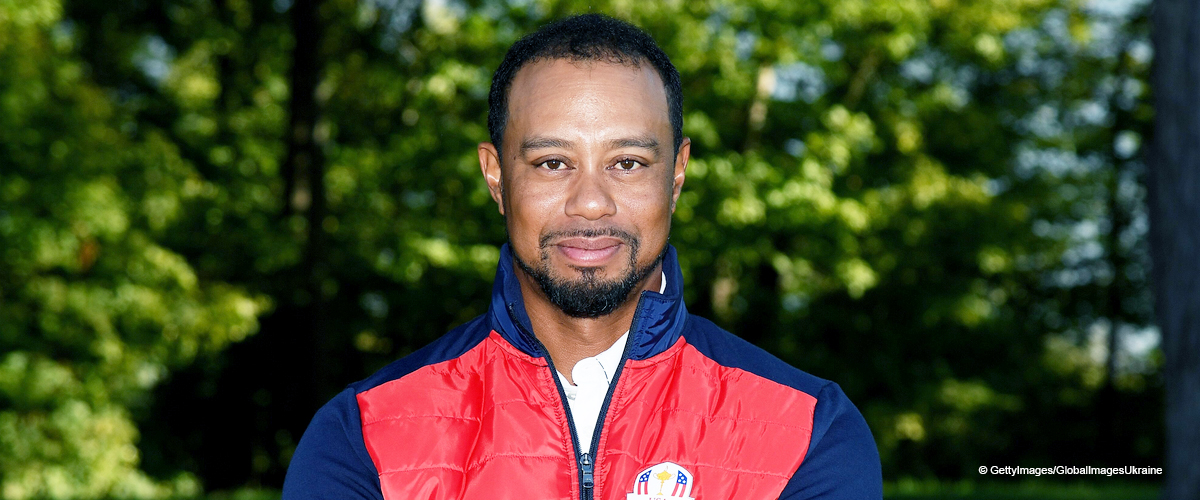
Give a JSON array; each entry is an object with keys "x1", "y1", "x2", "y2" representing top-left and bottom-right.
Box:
[{"x1": 512, "y1": 227, "x2": 665, "y2": 319}]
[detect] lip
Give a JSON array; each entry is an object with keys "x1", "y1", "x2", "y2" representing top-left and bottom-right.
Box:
[{"x1": 553, "y1": 237, "x2": 624, "y2": 266}]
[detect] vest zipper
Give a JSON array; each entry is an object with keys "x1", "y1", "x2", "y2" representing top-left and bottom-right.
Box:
[
  {"x1": 580, "y1": 452, "x2": 595, "y2": 500},
  {"x1": 581, "y1": 326, "x2": 635, "y2": 498},
  {"x1": 507, "y1": 301, "x2": 647, "y2": 500}
]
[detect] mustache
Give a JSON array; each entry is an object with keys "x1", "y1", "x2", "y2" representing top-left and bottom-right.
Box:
[{"x1": 538, "y1": 227, "x2": 638, "y2": 250}]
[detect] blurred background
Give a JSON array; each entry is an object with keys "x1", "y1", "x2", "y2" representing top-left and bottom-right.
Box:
[{"x1": 0, "y1": 0, "x2": 1170, "y2": 498}]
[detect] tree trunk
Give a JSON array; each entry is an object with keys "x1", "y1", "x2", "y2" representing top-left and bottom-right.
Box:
[
  {"x1": 1099, "y1": 36, "x2": 1137, "y2": 466},
  {"x1": 281, "y1": 0, "x2": 332, "y2": 410},
  {"x1": 1149, "y1": 0, "x2": 1200, "y2": 497}
]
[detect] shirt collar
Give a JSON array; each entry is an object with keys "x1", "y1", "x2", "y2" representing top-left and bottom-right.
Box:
[{"x1": 489, "y1": 244, "x2": 689, "y2": 361}]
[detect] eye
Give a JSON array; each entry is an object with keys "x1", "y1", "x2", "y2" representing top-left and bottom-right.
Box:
[
  {"x1": 615, "y1": 159, "x2": 644, "y2": 170},
  {"x1": 538, "y1": 159, "x2": 566, "y2": 170}
]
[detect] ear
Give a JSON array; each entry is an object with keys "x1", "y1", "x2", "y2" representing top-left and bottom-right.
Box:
[
  {"x1": 479, "y1": 142, "x2": 505, "y2": 215},
  {"x1": 670, "y1": 137, "x2": 691, "y2": 213}
]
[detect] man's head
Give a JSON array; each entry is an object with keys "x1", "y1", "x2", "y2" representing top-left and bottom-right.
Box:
[{"x1": 478, "y1": 14, "x2": 690, "y2": 319}]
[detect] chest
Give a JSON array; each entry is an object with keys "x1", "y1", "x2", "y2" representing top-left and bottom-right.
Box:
[{"x1": 356, "y1": 335, "x2": 816, "y2": 500}]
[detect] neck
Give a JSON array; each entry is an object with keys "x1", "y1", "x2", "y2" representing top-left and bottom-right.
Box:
[{"x1": 515, "y1": 259, "x2": 663, "y2": 380}]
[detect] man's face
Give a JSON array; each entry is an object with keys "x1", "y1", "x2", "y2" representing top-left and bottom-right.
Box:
[{"x1": 479, "y1": 59, "x2": 689, "y2": 318}]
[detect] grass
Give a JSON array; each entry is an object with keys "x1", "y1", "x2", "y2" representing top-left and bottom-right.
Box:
[{"x1": 885, "y1": 480, "x2": 1160, "y2": 499}]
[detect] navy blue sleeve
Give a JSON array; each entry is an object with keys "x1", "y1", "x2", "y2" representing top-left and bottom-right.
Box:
[
  {"x1": 778, "y1": 382, "x2": 882, "y2": 499},
  {"x1": 282, "y1": 388, "x2": 382, "y2": 500}
]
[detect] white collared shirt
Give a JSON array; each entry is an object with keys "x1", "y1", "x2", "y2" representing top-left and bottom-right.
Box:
[{"x1": 557, "y1": 272, "x2": 666, "y2": 453}]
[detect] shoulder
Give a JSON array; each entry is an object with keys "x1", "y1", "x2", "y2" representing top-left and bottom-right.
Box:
[
  {"x1": 681, "y1": 314, "x2": 882, "y2": 498},
  {"x1": 283, "y1": 387, "x2": 382, "y2": 500},
  {"x1": 283, "y1": 314, "x2": 493, "y2": 500},
  {"x1": 350, "y1": 313, "x2": 492, "y2": 394},
  {"x1": 681, "y1": 314, "x2": 831, "y2": 398}
]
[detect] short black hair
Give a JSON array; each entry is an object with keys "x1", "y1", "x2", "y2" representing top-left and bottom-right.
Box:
[{"x1": 487, "y1": 14, "x2": 683, "y2": 158}]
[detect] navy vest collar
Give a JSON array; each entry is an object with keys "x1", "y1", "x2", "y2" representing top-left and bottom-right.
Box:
[{"x1": 487, "y1": 243, "x2": 689, "y2": 361}]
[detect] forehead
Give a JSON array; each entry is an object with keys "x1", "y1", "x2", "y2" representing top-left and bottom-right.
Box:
[{"x1": 505, "y1": 59, "x2": 670, "y2": 147}]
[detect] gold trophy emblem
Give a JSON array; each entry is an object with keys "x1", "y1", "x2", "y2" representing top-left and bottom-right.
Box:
[{"x1": 655, "y1": 469, "x2": 673, "y2": 495}]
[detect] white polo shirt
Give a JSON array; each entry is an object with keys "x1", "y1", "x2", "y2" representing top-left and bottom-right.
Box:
[{"x1": 557, "y1": 272, "x2": 666, "y2": 453}]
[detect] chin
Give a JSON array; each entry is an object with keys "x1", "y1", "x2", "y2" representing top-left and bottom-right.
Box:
[{"x1": 514, "y1": 241, "x2": 666, "y2": 319}]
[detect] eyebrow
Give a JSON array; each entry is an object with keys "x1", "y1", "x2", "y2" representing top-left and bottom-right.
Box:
[
  {"x1": 608, "y1": 136, "x2": 661, "y2": 158},
  {"x1": 518, "y1": 135, "x2": 662, "y2": 158},
  {"x1": 519, "y1": 137, "x2": 575, "y2": 155}
]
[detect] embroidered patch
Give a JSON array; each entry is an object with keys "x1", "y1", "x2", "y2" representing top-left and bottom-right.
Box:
[{"x1": 627, "y1": 462, "x2": 695, "y2": 500}]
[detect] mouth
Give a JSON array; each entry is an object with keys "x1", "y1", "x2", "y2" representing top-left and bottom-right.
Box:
[{"x1": 552, "y1": 237, "x2": 625, "y2": 266}]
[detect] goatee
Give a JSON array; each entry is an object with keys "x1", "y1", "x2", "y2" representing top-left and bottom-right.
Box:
[{"x1": 512, "y1": 228, "x2": 665, "y2": 318}]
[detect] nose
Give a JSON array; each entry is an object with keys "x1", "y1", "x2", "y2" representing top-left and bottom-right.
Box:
[{"x1": 564, "y1": 168, "x2": 617, "y2": 220}]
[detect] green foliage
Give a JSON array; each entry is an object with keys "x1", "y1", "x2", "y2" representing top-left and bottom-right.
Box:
[
  {"x1": 1, "y1": 0, "x2": 1158, "y2": 493},
  {"x1": 0, "y1": 1, "x2": 266, "y2": 497}
]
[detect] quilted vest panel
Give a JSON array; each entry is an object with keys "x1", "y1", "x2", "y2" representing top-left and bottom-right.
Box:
[{"x1": 357, "y1": 331, "x2": 816, "y2": 500}]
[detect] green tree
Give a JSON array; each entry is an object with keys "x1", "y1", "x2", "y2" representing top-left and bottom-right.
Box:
[{"x1": 0, "y1": 1, "x2": 265, "y2": 497}]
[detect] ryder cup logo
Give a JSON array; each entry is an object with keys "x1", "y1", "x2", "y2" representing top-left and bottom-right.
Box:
[{"x1": 627, "y1": 462, "x2": 695, "y2": 500}]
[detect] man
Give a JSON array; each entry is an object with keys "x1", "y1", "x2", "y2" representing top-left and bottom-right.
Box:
[{"x1": 283, "y1": 14, "x2": 881, "y2": 500}]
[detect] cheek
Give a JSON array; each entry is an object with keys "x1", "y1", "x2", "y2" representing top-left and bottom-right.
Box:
[
  {"x1": 620, "y1": 180, "x2": 674, "y2": 234},
  {"x1": 504, "y1": 181, "x2": 563, "y2": 236}
]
